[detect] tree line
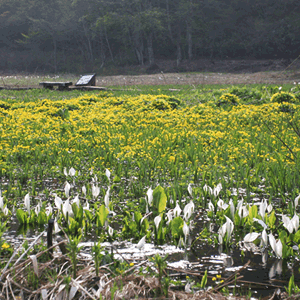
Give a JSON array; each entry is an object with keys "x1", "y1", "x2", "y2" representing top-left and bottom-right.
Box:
[{"x1": 0, "y1": 0, "x2": 300, "y2": 73}]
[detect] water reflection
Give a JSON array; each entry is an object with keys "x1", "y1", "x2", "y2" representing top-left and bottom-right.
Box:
[{"x1": 269, "y1": 260, "x2": 282, "y2": 280}]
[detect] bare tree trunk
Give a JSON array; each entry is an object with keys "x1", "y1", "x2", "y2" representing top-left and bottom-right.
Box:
[
  {"x1": 104, "y1": 25, "x2": 114, "y2": 62},
  {"x1": 176, "y1": 39, "x2": 182, "y2": 67},
  {"x1": 52, "y1": 34, "x2": 57, "y2": 73},
  {"x1": 99, "y1": 30, "x2": 106, "y2": 67},
  {"x1": 133, "y1": 29, "x2": 144, "y2": 65},
  {"x1": 147, "y1": 32, "x2": 155, "y2": 66},
  {"x1": 186, "y1": 21, "x2": 192, "y2": 61},
  {"x1": 166, "y1": 0, "x2": 173, "y2": 42},
  {"x1": 82, "y1": 19, "x2": 93, "y2": 63}
]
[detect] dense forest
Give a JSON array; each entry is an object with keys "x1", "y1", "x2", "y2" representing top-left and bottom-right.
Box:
[{"x1": 0, "y1": 0, "x2": 300, "y2": 74}]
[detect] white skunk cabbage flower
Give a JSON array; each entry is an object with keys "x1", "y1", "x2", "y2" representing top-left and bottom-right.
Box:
[
  {"x1": 105, "y1": 169, "x2": 111, "y2": 181},
  {"x1": 187, "y1": 183, "x2": 192, "y2": 197},
  {"x1": 269, "y1": 233, "x2": 282, "y2": 258},
  {"x1": 54, "y1": 219, "x2": 60, "y2": 234},
  {"x1": 253, "y1": 218, "x2": 268, "y2": 229},
  {"x1": 208, "y1": 201, "x2": 214, "y2": 212},
  {"x1": 238, "y1": 205, "x2": 249, "y2": 219},
  {"x1": 65, "y1": 181, "x2": 71, "y2": 198},
  {"x1": 108, "y1": 226, "x2": 114, "y2": 237},
  {"x1": 203, "y1": 184, "x2": 213, "y2": 195},
  {"x1": 2, "y1": 206, "x2": 8, "y2": 216},
  {"x1": 35, "y1": 201, "x2": 41, "y2": 215},
  {"x1": 0, "y1": 193, "x2": 3, "y2": 210},
  {"x1": 104, "y1": 187, "x2": 110, "y2": 208},
  {"x1": 267, "y1": 203, "x2": 273, "y2": 214},
  {"x1": 166, "y1": 210, "x2": 173, "y2": 225},
  {"x1": 46, "y1": 204, "x2": 53, "y2": 216},
  {"x1": 183, "y1": 222, "x2": 189, "y2": 243},
  {"x1": 261, "y1": 229, "x2": 268, "y2": 247},
  {"x1": 184, "y1": 201, "x2": 194, "y2": 221},
  {"x1": 282, "y1": 214, "x2": 299, "y2": 233},
  {"x1": 243, "y1": 232, "x2": 260, "y2": 243},
  {"x1": 259, "y1": 199, "x2": 268, "y2": 220},
  {"x1": 69, "y1": 167, "x2": 76, "y2": 176},
  {"x1": 92, "y1": 184, "x2": 100, "y2": 199},
  {"x1": 217, "y1": 199, "x2": 229, "y2": 210},
  {"x1": 219, "y1": 216, "x2": 234, "y2": 244},
  {"x1": 295, "y1": 194, "x2": 300, "y2": 209},
  {"x1": 64, "y1": 167, "x2": 76, "y2": 176},
  {"x1": 154, "y1": 215, "x2": 162, "y2": 230},
  {"x1": 82, "y1": 185, "x2": 86, "y2": 196},
  {"x1": 54, "y1": 194, "x2": 63, "y2": 210},
  {"x1": 213, "y1": 183, "x2": 222, "y2": 197},
  {"x1": 147, "y1": 187, "x2": 153, "y2": 206},
  {"x1": 136, "y1": 236, "x2": 146, "y2": 250},
  {"x1": 83, "y1": 199, "x2": 89, "y2": 211},
  {"x1": 174, "y1": 202, "x2": 182, "y2": 217},
  {"x1": 63, "y1": 199, "x2": 73, "y2": 218},
  {"x1": 72, "y1": 195, "x2": 80, "y2": 207},
  {"x1": 24, "y1": 193, "x2": 30, "y2": 214}
]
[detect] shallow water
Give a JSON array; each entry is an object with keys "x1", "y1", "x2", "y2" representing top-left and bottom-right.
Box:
[
  {"x1": 4, "y1": 228, "x2": 299, "y2": 299},
  {"x1": 3, "y1": 210, "x2": 300, "y2": 299}
]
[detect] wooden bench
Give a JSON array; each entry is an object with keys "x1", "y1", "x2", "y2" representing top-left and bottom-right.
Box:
[{"x1": 39, "y1": 82, "x2": 72, "y2": 90}]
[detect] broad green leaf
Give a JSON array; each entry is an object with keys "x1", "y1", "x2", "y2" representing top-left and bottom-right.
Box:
[
  {"x1": 37, "y1": 211, "x2": 47, "y2": 226},
  {"x1": 267, "y1": 211, "x2": 276, "y2": 229},
  {"x1": 98, "y1": 205, "x2": 109, "y2": 227},
  {"x1": 153, "y1": 185, "x2": 167, "y2": 215},
  {"x1": 170, "y1": 216, "x2": 184, "y2": 239},
  {"x1": 16, "y1": 209, "x2": 27, "y2": 224},
  {"x1": 134, "y1": 211, "x2": 142, "y2": 225},
  {"x1": 249, "y1": 205, "x2": 257, "y2": 220},
  {"x1": 293, "y1": 230, "x2": 300, "y2": 243}
]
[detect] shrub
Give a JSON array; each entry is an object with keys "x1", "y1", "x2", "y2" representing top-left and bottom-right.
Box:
[
  {"x1": 151, "y1": 98, "x2": 171, "y2": 110},
  {"x1": 270, "y1": 92, "x2": 296, "y2": 104},
  {"x1": 278, "y1": 102, "x2": 296, "y2": 114},
  {"x1": 0, "y1": 100, "x2": 10, "y2": 110},
  {"x1": 228, "y1": 86, "x2": 262, "y2": 101},
  {"x1": 217, "y1": 93, "x2": 240, "y2": 106},
  {"x1": 150, "y1": 96, "x2": 181, "y2": 110}
]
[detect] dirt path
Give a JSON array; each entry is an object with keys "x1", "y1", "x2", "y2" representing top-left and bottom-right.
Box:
[{"x1": 97, "y1": 70, "x2": 300, "y2": 86}]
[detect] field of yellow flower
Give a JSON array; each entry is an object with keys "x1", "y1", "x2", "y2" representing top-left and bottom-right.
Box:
[{"x1": 0, "y1": 86, "x2": 299, "y2": 202}]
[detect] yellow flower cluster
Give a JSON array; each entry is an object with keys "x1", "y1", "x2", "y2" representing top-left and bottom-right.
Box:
[{"x1": 0, "y1": 93, "x2": 298, "y2": 177}]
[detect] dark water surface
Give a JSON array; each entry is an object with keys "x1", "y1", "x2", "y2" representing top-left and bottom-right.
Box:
[{"x1": 3, "y1": 215, "x2": 300, "y2": 299}]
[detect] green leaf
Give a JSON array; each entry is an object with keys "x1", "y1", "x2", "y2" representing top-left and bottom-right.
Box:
[
  {"x1": 37, "y1": 211, "x2": 47, "y2": 225},
  {"x1": 293, "y1": 230, "x2": 300, "y2": 243},
  {"x1": 85, "y1": 210, "x2": 93, "y2": 222},
  {"x1": 200, "y1": 270, "x2": 208, "y2": 289},
  {"x1": 153, "y1": 185, "x2": 167, "y2": 215},
  {"x1": 16, "y1": 209, "x2": 27, "y2": 224},
  {"x1": 288, "y1": 274, "x2": 295, "y2": 296},
  {"x1": 170, "y1": 216, "x2": 184, "y2": 239},
  {"x1": 248, "y1": 205, "x2": 257, "y2": 220},
  {"x1": 98, "y1": 205, "x2": 109, "y2": 227},
  {"x1": 267, "y1": 211, "x2": 276, "y2": 229},
  {"x1": 134, "y1": 211, "x2": 142, "y2": 225}
]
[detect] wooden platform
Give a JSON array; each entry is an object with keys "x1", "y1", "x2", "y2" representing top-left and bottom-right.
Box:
[{"x1": 39, "y1": 82, "x2": 73, "y2": 90}]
